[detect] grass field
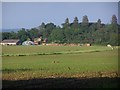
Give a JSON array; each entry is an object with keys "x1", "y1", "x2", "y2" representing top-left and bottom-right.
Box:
[{"x1": 2, "y1": 45, "x2": 119, "y2": 88}]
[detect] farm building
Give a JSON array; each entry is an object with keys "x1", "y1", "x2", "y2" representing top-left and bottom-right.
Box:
[
  {"x1": 42, "y1": 38, "x2": 48, "y2": 45},
  {"x1": 22, "y1": 41, "x2": 34, "y2": 45},
  {"x1": 34, "y1": 37, "x2": 48, "y2": 45},
  {"x1": 0, "y1": 39, "x2": 21, "y2": 45},
  {"x1": 34, "y1": 37, "x2": 42, "y2": 45},
  {"x1": 85, "y1": 43, "x2": 91, "y2": 46}
]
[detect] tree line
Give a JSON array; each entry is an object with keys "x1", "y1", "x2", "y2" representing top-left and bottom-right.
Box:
[{"x1": 2, "y1": 15, "x2": 120, "y2": 46}]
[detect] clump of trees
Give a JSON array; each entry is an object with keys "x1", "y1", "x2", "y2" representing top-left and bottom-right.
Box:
[{"x1": 2, "y1": 15, "x2": 120, "y2": 46}]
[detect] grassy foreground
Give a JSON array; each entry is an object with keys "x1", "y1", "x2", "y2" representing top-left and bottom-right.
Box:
[{"x1": 2, "y1": 45, "x2": 119, "y2": 88}]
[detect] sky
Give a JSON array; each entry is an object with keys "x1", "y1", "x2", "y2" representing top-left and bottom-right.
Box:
[{"x1": 2, "y1": 2, "x2": 119, "y2": 29}]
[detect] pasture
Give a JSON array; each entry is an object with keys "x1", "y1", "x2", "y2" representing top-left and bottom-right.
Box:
[{"x1": 2, "y1": 45, "x2": 119, "y2": 88}]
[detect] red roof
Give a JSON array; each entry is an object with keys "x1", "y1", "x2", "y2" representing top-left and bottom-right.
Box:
[{"x1": 1, "y1": 39, "x2": 20, "y2": 43}]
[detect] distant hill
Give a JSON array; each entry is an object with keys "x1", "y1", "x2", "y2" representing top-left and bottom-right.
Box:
[{"x1": 1, "y1": 29, "x2": 20, "y2": 32}]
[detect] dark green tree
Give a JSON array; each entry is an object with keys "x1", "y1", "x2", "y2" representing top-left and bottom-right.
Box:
[
  {"x1": 97, "y1": 19, "x2": 102, "y2": 29},
  {"x1": 17, "y1": 28, "x2": 28, "y2": 42},
  {"x1": 38, "y1": 22, "x2": 46, "y2": 37},
  {"x1": 82, "y1": 15, "x2": 89, "y2": 26},
  {"x1": 62, "y1": 18, "x2": 70, "y2": 29},
  {"x1": 2, "y1": 32, "x2": 11, "y2": 40},
  {"x1": 27, "y1": 28, "x2": 39, "y2": 41},
  {"x1": 73, "y1": 17, "x2": 79, "y2": 29},
  {"x1": 38, "y1": 22, "x2": 45, "y2": 30},
  {"x1": 50, "y1": 28, "x2": 65, "y2": 43},
  {"x1": 111, "y1": 14, "x2": 117, "y2": 24},
  {"x1": 2, "y1": 15, "x2": 119, "y2": 46},
  {"x1": 64, "y1": 28, "x2": 74, "y2": 43},
  {"x1": 43, "y1": 23, "x2": 56, "y2": 38}
]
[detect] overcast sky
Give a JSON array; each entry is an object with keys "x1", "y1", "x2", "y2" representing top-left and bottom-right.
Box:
[{"x1": 2, "y1": 2, "x2": 118, "y2": 29}]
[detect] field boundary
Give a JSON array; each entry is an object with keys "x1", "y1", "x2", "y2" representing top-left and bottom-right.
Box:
[
  {"x1": 1, "y1": 49, "x2": 113, "y2": 57},
  {"x1": 2, "y1": 71, "x2": 119, "y2": 80}
]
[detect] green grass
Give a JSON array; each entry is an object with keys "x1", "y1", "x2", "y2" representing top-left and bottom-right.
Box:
[
  {"x1": 2, "y1": 45, "x2": 113, "y2": 54},
  {"x1": 2, "y1": 45, "x2": 119, "y2": 88},
  {"x1": 2, "y1": 45, "x2": 118, "y2": 80},
  {"x1": 1, "y1": 45, "x2": 114, "y2": 56}
]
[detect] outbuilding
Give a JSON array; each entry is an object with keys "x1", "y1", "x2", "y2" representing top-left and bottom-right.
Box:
[
  {"x1": 0, "y1": 39, "x2": 21, "y2": 45},
  {"x1": 22, "y1": 41, "x2": 34, "y2": 45},
  {"x1": 85, "y1": 43, "x2": 91, "y2": 46}
]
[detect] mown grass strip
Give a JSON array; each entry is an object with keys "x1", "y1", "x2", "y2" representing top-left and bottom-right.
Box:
[{"x1": 2, "y1": 49, "x2": 112, "y2": 57}]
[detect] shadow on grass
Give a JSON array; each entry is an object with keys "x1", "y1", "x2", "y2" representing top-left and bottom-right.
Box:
[{"x1": 2, "y1": 77, "x2": 120, "y2": 88}]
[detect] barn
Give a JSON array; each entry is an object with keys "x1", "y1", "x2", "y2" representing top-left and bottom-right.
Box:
[{"x1": 0, "y1": 39, "x2": 21, "y2": 45}]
